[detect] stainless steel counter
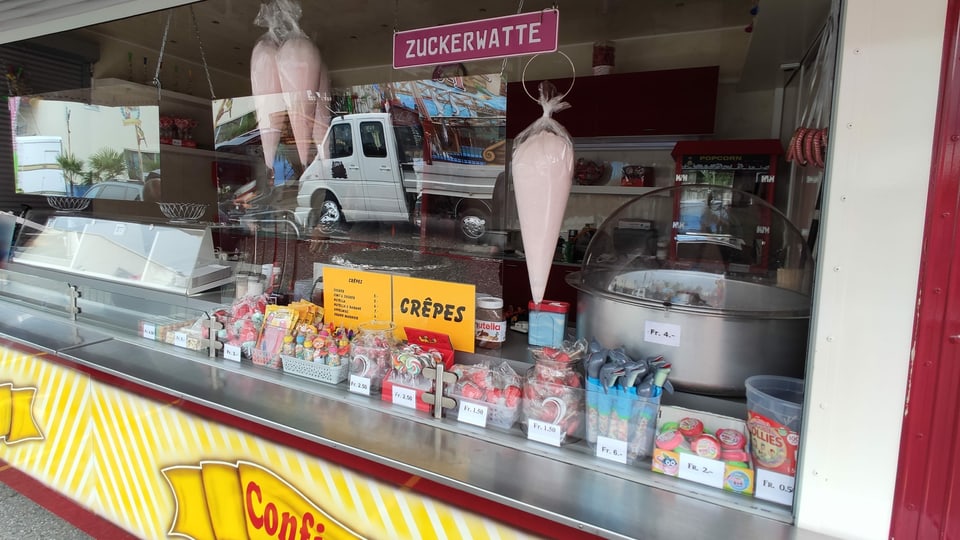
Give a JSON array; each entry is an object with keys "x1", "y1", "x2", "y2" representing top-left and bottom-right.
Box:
[{"x1": 0, "y1": 301, "x2": 835, "y2": 540}]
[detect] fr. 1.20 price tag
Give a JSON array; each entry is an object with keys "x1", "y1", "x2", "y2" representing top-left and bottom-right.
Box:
[
  {"x1": 349, "y1": 375, "x2": 371, "y2": 396},
  {"x1": 457, "y1": 400, "x2": 489, "y2": 428},
  {"x1": 141, "y1": 323, "x2": 156, "y2": 341},
  {"x1": 527, "y1": 419, "x2": 563, "y2": 447}
]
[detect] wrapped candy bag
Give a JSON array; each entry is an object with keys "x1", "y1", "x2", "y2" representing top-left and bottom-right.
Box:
[
  {"x1": 511, "y1": 81, "x2": 575, "y2": 304},
  {"x1": 250, "y1": 2, "x2": 287, "y2": 173}
]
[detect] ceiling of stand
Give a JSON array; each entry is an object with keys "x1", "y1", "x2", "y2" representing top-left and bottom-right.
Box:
[{"x1": 4, "y1": 0, "x2": 832, "y2": 89}]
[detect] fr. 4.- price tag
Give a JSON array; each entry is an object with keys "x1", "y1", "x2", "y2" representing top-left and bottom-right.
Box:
[
  {"x1": 527, "y1": 419, "x2": 563, "y2": 447},
  {"x1": 174, "y1": 331, "x2": 188, "y2": 348},
  {"x1": 349, "y1": 375, "x2": 371, "y2": 396},
  {"x1": 392, "y1": 386, "x2": 417, "y2": 410},
  {"x1": 223, "y1": 343, "x2": 241, "y2": 363},
  {"x1": 595, "y1": 436, "x2": 628, "y2": 464},
  {"x1": 678, "y1": 453, "x2": 725, "y2": 488},
  {"x1": 457, "y1": 400, "x2": 489, "y2": 428},
  {"x1": 755, "y1": 468, "x2": 796, "y2": 506}
]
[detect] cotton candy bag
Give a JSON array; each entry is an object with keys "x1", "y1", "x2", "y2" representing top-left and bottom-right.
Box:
[
  {"x1": 512, "y1": 82, "x2": 574, "y2": 304},
  {"x1": 250, "y1": 2, "x2": 286, "y2": 172}
]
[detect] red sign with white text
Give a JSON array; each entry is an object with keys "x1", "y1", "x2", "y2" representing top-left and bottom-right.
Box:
[{"x1": 393, "y1": 9, "x2": 559, "y2": 69}]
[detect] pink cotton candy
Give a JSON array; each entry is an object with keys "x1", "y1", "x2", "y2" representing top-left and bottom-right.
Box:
[
  {"x1": 250, "y1": 38, "x2": 285, "y2": 170},
  {"x1": 277, "y1": 36, "x2": 322, "y2": 168},
  {"x1": 513, "y1": 130, "x2": 573, "y2": 304}
]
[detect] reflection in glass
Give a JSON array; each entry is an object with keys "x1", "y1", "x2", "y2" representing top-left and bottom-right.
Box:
[
  {"x1": 213, "y1": 74, "x2": 508, "y2": 252},
  {"x1": 10, "y1": 89, "x2": 159, "y2": 200}
]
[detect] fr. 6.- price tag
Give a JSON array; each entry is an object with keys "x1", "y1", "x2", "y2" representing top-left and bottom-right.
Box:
[
  {"x1": 349, "y1": 375, "x2": 371, "y2": 396},
  {"x1": 595, "y1": 436, "x2": 628, "y2": 464}
]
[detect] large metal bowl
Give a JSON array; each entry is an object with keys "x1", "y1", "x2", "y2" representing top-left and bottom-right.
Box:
[{"x1": 568, "y1": 268, "x2": 810, "y2": 396}]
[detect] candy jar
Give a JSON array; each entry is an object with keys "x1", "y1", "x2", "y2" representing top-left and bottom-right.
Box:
[
  {"x1": 350, "y1": 321, "x2": 396, "y2": 392},
  {"x1": 300, "y1": 340, "x2": 314, "y2": 361}
]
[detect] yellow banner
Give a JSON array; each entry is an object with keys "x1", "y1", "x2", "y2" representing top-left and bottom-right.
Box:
[
  {"x1": 393, "y1": 276, "x2": 476, "y2": 352},
  {"x1": 0, "y1": 383, "x2": 43, "y2": 444},
  {"x1": 163, "y1": 460, "x2": 365, "y2": 540}
]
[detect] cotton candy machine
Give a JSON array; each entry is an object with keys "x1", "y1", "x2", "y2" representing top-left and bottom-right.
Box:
[{"x1": 566, "y1": 185, "x2": 814, "y2": 396}]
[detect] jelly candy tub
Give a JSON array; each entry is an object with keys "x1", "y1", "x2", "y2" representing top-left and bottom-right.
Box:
[{"x1": 745, "y1": 375, "x2": 803, "y2": 476}]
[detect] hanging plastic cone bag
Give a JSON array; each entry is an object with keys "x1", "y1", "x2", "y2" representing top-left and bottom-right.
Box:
[
  {"x1": 274, "y1": 0, "x2": 325, "y2": 169},
  {"x1": 512, "y1": 81, "x2": 574, "y2": 304},
  {"x1": 311, "y1": 63, "x2": 331, "y2": 161},
  {"x1": 250, "y1": 2, "x2": 287, "y2": 172}
]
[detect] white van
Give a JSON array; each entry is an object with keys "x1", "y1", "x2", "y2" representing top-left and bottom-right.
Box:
[{"x1": 15, "y1": 136, "x2": 67, "y2": 194}]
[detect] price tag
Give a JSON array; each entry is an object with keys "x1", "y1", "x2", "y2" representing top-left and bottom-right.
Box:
[
  {"x1": 755, "y1": 468, "x2": 796, "y2": 506},
  {"x1": 392, "y1": 386, "x2": 418, "y2": 410},
  {"x1": 349, "y1": 375, "x2": 371, "y2": 396},
  {"x1": 113, "y1": 223, "x2": 126, "y2": 235},
  {"x1": 644, "y1": 320, "x2": 682, "y2": 347},
  {"x1": 595, "y1": 436, "x2": 628, "y2": 464},
  {"x1": 527, "y1": 419, "x2": 563, "y2": 447},
  {"x1": 678, "y1": 453, "x2": 725, "y2": 489},
  {"x1": 174, "y1": 331, "x2": 188, "y2": 348},
  {"x1": 141, "y1": 323, "x2": 156, "y2": 341},
  {"x1": 457, "y1": 400, "x2": 489, "y2": 428},
  {"x1": 223, "y1": 343, "x2": 242, "y2": 363}
]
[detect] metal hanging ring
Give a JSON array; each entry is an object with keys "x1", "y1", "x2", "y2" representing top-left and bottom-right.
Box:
[{"x1": 520, "y1": 49, "x2": 576, "y2": 104}]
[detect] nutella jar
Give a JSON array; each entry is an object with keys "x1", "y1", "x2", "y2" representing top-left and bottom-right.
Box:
[{"x1": 475, "y1": 297, "x2": 506, "y2": 349}]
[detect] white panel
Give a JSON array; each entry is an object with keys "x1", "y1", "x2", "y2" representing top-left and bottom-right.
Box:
[
  {"x1": 0, "y1": 0, "x2": 195, "y2": 45},
  {"x1": 795, "y1": 0, "x2": 947, "y2": 539}
]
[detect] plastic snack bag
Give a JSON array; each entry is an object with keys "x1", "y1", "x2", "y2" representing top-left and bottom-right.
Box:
[{"x1": 511, "y1": 81, "x2": 575, "y2": 304}]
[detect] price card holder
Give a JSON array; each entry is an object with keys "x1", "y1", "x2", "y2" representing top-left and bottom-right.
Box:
[
  {"x1": 678, "y1": 454, "x2": 725, "y2": 489},
  {"x1": 349, "y1": 375, "x2": 371, "y2": 396},
  {"x1": 527, "y1": 419, "x2": 563, "y2": 447},
  {"x1": 174, "y1": 331, "x2": 188, "y2": 348},
  {"x1": 457, "y1": 400, "x2": 489, "y2": 428},
  {"x1": 595, "y1": 436, "x2": 628, "y2": 464},
  {"x1": 141, "y1": 323, "x2": 156, "y2": 341},
  {"x1": 392, "y1": 386, "x2": 417, "y2": 410},
  {"x1": 223, "y1": 343, "x2": 242, "y2": 363},
  {"x1": 755, "y1": 468, "x2": 796, "y2": 506}
]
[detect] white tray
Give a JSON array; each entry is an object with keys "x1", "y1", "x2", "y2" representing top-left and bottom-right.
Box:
[{"x1": 280, "y1": 355, "x2": 349, "y2": 385}]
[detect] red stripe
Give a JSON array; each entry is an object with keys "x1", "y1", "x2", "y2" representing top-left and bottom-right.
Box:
[{"x1": 0, "y1": 459, "x2": 139, "y2": 539}]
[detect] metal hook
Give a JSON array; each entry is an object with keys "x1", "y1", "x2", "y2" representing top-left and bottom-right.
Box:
[{"x1": 520, "y1": 49, "x2": 576, "y2": 104}]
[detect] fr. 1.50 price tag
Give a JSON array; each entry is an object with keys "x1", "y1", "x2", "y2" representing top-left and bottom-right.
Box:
[
  {"x1": 527, "y1": 419, "x2": 563, "y2": 447},
  {"x1": 457, "y1": 400, "x2": 489, "y2": 428}
]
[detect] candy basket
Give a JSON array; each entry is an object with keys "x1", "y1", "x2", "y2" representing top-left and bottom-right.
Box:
[{"x1": 281, "y1": 355, "x2": 349, "y2": 385}]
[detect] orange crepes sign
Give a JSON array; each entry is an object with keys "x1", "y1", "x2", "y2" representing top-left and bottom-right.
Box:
[
  {"x1": 0, "y1": 383, "x2": 43, "y2": 444},
  {"x1": 162, "y1": 461, "x2": 365, "y2": 540}
]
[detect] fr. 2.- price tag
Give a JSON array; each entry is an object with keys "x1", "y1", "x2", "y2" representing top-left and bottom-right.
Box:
[
  {"x1": 223, "y1": 343, "x2": 242, "y2": 363},
  {"x1": 595, "y1": 436, "x2": 628, "y2": 464},
  {"x1": 527, "y1": 419, "x2": 563, "y2": 447},
  {"x1": 349, "y1": 375, "x2": 371, "y2": 396},
  {"x1": 755, "y1": 468, "x2": 796, "y2": 506},
  {"x1": 392, "y1": 386, "x2": 417, "y2": 410},
  {"x1": 141, "y1": 323, "x2": 156, "y2": 341},
  {"x1": 174, "y1": 331, "x2": 188, "y2": 348},
  {"x1": 457, "y1": 400, "x2": 489, "y2": 428},
  {"x1": 678, "y1": 453, "x2": 725, "y2": 489}
]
